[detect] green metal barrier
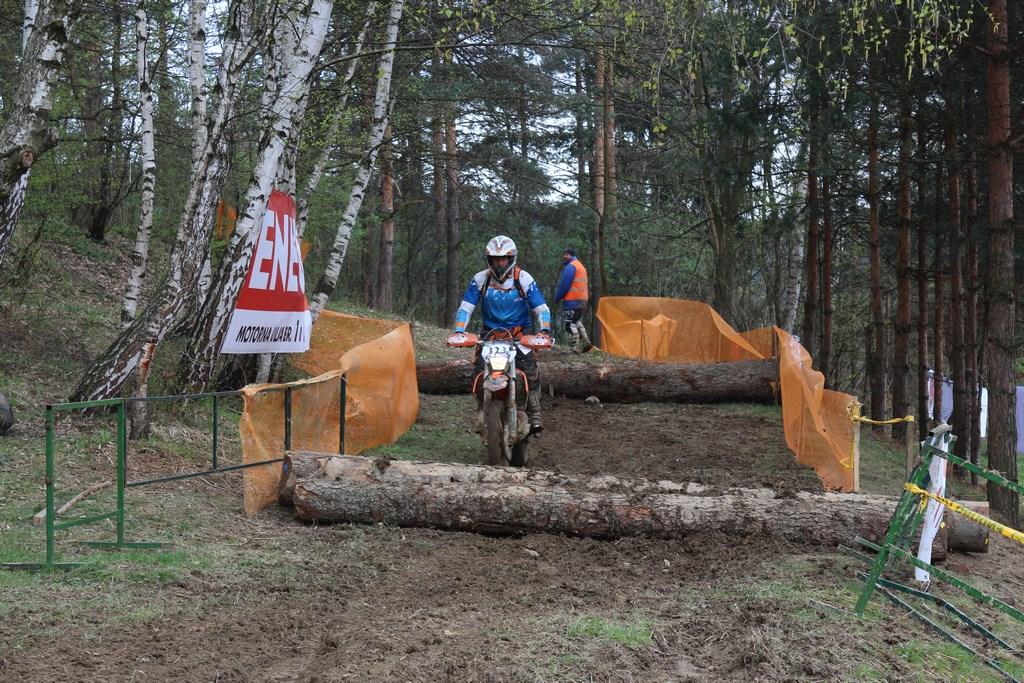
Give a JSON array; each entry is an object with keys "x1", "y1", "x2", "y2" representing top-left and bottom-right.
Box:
[
  {"x1": 2, "y1": 376, "x2": 347, "y2": 571},
  {"x1": 852, "y1": 434, "x2": 1024, "y2": 681}
]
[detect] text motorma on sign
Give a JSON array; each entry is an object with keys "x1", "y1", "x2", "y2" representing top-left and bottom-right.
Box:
[{"x1": 234, "y1": 324, "x2": 301, "y2": 344}]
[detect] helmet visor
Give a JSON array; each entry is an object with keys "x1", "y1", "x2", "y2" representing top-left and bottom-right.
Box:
[{"x1": 487, "y1": 255, "x2": 515, "y2": 280}]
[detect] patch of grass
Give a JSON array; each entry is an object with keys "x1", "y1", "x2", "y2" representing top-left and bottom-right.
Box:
[
  {"x1": 896, "y1": 640, "x2": 1007, "y2": 682},
  {"x1": 565, "y1": 613, "x2": 653, "y2": 649},
  {"x1": 858, "y1": 430, "x2": 910, "y2": 495},
  {"x1": 849, "y1": 662, "x2": 889, "y2": 682}
]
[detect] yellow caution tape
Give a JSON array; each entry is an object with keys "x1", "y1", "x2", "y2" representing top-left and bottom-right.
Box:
[
  {"x1": 904, "y1": 483, "x2": 1024, "y2": 547},
  {"x1": 853, "y1": 414, "x2": 915, "y2": 426}
]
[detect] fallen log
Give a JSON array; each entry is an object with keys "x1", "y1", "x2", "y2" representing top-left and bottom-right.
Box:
[
  {"x1": 416, "y1": 357, "x2": 778, "y2": 403},
  {"x1": 279, "y1": 451, "x2": 717, "y2": 505},
  {"x1": 945, "y1": 501, "x2": 990, "y2": 553},
  {"x1": 292, "y1": 455, "x2": 893, "y2": 545}
]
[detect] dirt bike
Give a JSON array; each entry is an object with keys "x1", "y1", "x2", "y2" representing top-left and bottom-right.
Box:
[{"x1": 446, "y1": 329, "x2": 553, "y2": 467}]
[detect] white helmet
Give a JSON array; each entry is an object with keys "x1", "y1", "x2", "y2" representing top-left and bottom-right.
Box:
[{"x1": 485, "y1": 235, "x2": 517, "y2": 281}]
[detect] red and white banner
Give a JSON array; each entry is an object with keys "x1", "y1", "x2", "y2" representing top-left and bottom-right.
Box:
[{"x1": 222, "y1": 190, "x2": 311, "y2": 354}]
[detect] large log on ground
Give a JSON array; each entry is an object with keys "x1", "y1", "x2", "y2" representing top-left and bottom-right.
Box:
[
  {"x1": 292, "y1": 454, "x2": 894, "y2": 545},
  {"x1": 415, "y1": 357, "x2": 778, "y2": 403},
  {"x1": 279, "y1": 451, "x2": 718, "y2": 505},
  {"x1": 945, "y1": 501, "x2": 990, "y2": 553}
]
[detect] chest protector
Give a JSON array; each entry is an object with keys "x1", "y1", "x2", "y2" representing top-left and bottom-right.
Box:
[{"x1": 481, "y1": 266, "x2": 526, "y2": 301}]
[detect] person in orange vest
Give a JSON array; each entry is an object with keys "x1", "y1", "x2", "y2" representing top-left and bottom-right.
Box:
[{"x1": 554, "y1": 247, "x2": 593, "y2": 353}]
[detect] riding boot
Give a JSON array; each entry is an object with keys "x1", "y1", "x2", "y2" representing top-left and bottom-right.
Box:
[
  {"x1": 577, "y1": 323, "x2": 593, "y2": 353},
  {"x1": 525, "y1": 390, "x2": 543, "y2": 435}
]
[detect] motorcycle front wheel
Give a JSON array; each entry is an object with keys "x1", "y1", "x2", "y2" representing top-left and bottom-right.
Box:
[
  {"x1": 484, "y1": 399, "x2": 510, "y2": 466},
  {"x1": 510, "y1": 438, "x2": 528, "y2": 467}
]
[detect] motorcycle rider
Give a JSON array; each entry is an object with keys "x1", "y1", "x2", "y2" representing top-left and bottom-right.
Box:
[
  {"x1": 453, "y1": 235, "x2": 552, "y2": 434},
  {"x1": 553, "y1": 247, "x2": 593, "y2": 353}
]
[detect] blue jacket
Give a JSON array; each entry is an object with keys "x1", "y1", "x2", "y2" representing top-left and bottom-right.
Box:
[{"x1": 454, "y1": 268, "x2": 552, "y2": 333}]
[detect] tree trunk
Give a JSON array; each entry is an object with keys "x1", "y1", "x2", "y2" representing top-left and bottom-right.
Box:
[
  {"x1": 415, "y1": 357, "x2": 778, "y2": 403},
  {"x1": 821, "y1": 172, "x2": 833, "y2": 385},
  {"x1": 601, "y1": 51, "x2": 615, "y2": 297},
  {"x1": 120, "y1": 2, "x2": 156, "y2": 329},
  {"x1": 802, "y1": 118, "x2": 819, "y2": 360},
  {"x1": 178, "y1": 0, "x2": 334, "y2": 391},
  {"x1": 592, "y1": 45, "x2": 606, "y2": 302},
  {"x1": 76, "y1": 10, "x2": 123, "y2": 243},
  {"x1": 983, "y1": 0, "x2": 1018, "y2": 527},
  {"x1": 947, "y1": 102, "x2": 967, "y2": 466},
  {"x1": 280, "y1": 451, "x2": 723, "y2": 506},
  {"x1": 933, "y1": 161, "x2": 945, "y2": 425},
  {"x1": 309, "y1": 0, "x2": 404, "y2": 323},
  {"x1": 431, "y1": 111, "x2": 446, "y2": 320},
  {"x1": 574, "y1": 57, "x2": 587, "y2": 205},
  {"x1": 0, "y1": 0, "x2": 79, "y2": 268},
  {"x1": 188, "y1": 0, "x2": 207, "y2": 166},
  {"x1": 867, "y1": 80, "x2": 886, "y2": 428},
  {"x1": 891, "y1": 99, "x2": 913, "y2": 443},
  {"x1": 780, "y1": 225, "x2": 804, "y2": 333},
  {"x1": 915, "y1": 114, "x2": 929, "y2": 441},
  {"x1": 291, "y1": 455, "x2": 896, "y2": 545},
  {"x1": 377, "y1": 123, "x2": 394, "y2": 310},
  {"x1": 443, "y1": 112, "x2": 461, "y2": 323},
  {"x1": 965, "y1": 154, "x2": 980, "y2": 484},
  {"x1": 23, "y1": 0, "x2": 40, "y2": 53}
]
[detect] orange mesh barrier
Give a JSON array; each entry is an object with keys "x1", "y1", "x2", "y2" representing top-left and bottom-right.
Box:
[
  {"x1": 239, "y1": 314, "x2": 419, "y2": 515},
  {"x1": 596, "y1": 297, "x2": 857, "y2": 491},
  {"x1": 597, "y1": 297, "x2": 763, "y2": 363}
]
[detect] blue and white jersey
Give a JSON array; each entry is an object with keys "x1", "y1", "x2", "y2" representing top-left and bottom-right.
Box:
[{"x1": 454, "y1": 268, "x2": 551, "y2": 333}]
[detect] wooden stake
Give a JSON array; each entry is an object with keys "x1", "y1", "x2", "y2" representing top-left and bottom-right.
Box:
[
  {"x1": 33, "y1": 480, "x2": 113, "y2": 526},
  {"x1": 905, "y1": 415, "x2": 916, "y2": 479}
]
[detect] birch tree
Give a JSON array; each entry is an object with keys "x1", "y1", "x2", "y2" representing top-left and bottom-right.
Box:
[
  {"x1": 0, "y1": 0, "x2": 79, "y2": 268},
  {"x1": 377, "y1": 122, "x2": 394, "y2": 310},
  {"x1": 22, "y1": 0, "x2": 40, "y2": 54},
  {"x1": 71, "y1": 0, "x2": 263, "y2": 402},
  {"x1": 308, "y1": 0, "x2": 404, "y2": 322},
  {"x1": 178, "y1": 0, "x2": 335, "y2": 391},
  {"x1": 189, "y1": 0, "x2": 207, "y2": 167},
  {"x1": 120, "y1": 1, "x2": 157, "y2": 329}
]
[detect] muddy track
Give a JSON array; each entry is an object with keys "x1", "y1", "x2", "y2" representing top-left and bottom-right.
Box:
[{"x1": 2, "y1": 395, "x2": 1017, "y2": 683}]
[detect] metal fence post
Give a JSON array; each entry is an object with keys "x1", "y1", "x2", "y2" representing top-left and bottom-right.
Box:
[
  {"x1": 116, "y1": 400, "x2": 127, "y2": 546},
  {"x1": 211, "y1": 395, "x2": 219, "y2": 470},
  {"x1": 45, "y1": 405, "x2": 55, "y2": 565},
  {"x1": 284, "y1": 386, "x2": 292, "y2": 451}
]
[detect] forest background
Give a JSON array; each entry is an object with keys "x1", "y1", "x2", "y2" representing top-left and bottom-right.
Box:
[{"x1": 0, "y1": 0, "x2": 1021, "y2": 521}]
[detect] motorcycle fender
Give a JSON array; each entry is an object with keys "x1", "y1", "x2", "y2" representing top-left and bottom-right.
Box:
[{"x1": 483, "y1": 376, "x2": 508, "y2": 392}]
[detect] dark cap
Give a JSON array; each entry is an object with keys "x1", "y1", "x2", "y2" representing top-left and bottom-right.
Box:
[{"x1": 563, "y1": 247, "x2": 575, "y2": 257}]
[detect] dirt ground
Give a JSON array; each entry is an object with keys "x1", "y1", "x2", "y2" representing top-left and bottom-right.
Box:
[
  {"x1": 531, "y1": 398, "x2": 824, "y2": 492},
  {"x1": 3, "y1": 390, "x2": 1023, "y2": 682}
]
